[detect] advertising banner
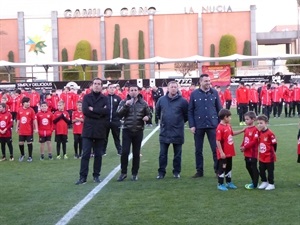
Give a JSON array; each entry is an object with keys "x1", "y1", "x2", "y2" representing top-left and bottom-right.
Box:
[{"x1": 202, "y1": 65, "x2": 231, "y2": 86}]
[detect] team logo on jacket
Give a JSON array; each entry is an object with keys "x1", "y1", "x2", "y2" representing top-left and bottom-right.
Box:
[
  {"x1": 21, "y1": 116, "x2": 27, "y2": 124},
  {"x1": 227, "y1": 135, "x2": 233, "y2": 145},
  {"x1": 114, "y1": 99, "x2": 117, "y2": 102},
  {"x1": 259, "y1": 143, "x2": 267, "y2": 153},
  {"x1": 42, "y1": 118, "x2": 49, "y2": 125},
  {"x1": 244, "y1": 137, "x2": 249, "y2": 145},
  {"x1": 0, "y1": 120, "x2": 6, "y2": 128}
]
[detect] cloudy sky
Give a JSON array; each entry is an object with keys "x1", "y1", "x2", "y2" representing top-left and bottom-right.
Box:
[{"x1": 0, "y1": 0, "x2": 298, "y2": 32}]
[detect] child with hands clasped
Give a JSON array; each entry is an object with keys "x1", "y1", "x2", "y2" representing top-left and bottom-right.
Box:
[
  {"x1": 240, "y1": 111, "x2": 259, "y2": 190},
  {"x1": 216, "y1": 109, "x2": 244, "y2": 191},
  {"x1": 256, "y1": 115, "x2": 277, "y2": 190}
]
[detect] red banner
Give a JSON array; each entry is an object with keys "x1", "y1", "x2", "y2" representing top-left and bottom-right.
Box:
[{"x1": 202, "y1": 65, "x2": 231, "y2": 86}]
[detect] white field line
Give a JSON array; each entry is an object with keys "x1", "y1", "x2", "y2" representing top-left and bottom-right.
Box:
[{"x1": 55, "y1": 125, "x2": 160, "y2": 225}]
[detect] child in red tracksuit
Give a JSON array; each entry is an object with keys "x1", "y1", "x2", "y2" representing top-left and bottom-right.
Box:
[
  {"x1": 36, "y1": 102, "x2": 53, "y2": 160},
  {"x1": 53, "y1": 101, "x2": 70, "y2": 159},
  {"x1": 240, "y1": 111, "x2": 259, "y2": 189},
  {"x1": 0, "y1": 103, "x2": 14, "y2": 161},
  {"x1": 256, "y1": 115, "x2": 277, "y2": 191},
  {"x1": 72, "y1": 101, "x2": 84, "y2": 159}
]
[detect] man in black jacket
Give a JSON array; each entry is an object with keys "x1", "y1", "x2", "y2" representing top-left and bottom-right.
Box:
[
  {"x1": 103, "y1": 84, "x2": 122, "y2": 156},
  {"x1": 116, "y1": 84, "x2": 151, "y2": 181},
  {"x1": 75, "y1": 78, "x2": 109, "y2": 185}
]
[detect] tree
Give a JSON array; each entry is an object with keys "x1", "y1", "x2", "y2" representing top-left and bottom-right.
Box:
[
  {"x1": 138, "y1": 30, "x2": 145, "y2": 79},
  {"x1": 0, "y1": 51, "x2": 15, "y2": 82},
  {"x1": 105, "y1": 24, "x2": 121, "y2": 79},
  {"x1": 286, "y1": 58, "x2": 300, "y2": 74},
  {"x1": 218, "y1": 34, "x2": 237, "y2": 73},
  {"x1": 210, "y1": 44, "x2": 215, "y2": 66},
  {"x1": 73, "y1": 40, "x2": 92, "y2": 80},
  {"x1": 91, "y1": 49, "x2": 98, "y2": 79},
  {"x1": 174, "y1": 62, "x2": 198, "y2": 77},
  {"x1": 122, "y1": 38, "x2": 131, "y2": 79},
  {"x1": 242, "y1": 40, "x2": 251, "y2": 66},
  {"x1": 61, "y1": 48, "x2": 69, "y2": 71}
]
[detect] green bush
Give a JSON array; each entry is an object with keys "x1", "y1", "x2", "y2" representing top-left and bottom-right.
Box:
[
  {"x1": 113, "y1": 24, "x2": 120, "y2": 58},
  {"x1": 62, "y1": 68, "x2": 80, "y2": 81},
  {"x1": 61, "y1": 48, "x2": 69, "y2": 71},
  {"x1": 210, "y1": 44, "x2": 215, "y2": 66},
  {"x1": 91, "y1": 49, "x2": 98, "y2": 79},
  {"x1": 242, "y1": 40, "x2": 251, "y2": 66},
  {"x1": 122, "y1": 38, "x2": 131, "y2": 80},
  {"x1": 286, "y1": 58, "x2": 300, "y2": 73},
  {"x1": 73, "y1": 40, "x2": 92, "y2": 80},
  {"x1": 104, "y1": 64, "x2": 122, "y2": 79},
  {"x1": 219, "y1": 34, "x2": 237, "y2": 67},
  {"x1": 138, "y1": 30, "x2": 145, "y2": 79}
]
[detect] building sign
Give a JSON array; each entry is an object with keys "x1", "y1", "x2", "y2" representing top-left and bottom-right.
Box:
[
  {"x1": 64, "y1": 6, "x2": 156, "y2": 18},
  {"x1": 202, "y1": 5, "x2": 232, "y2": 13}
]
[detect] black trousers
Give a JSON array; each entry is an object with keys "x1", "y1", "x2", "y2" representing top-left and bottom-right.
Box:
[
  {"x1": 259, "y1": 161, "x2": 275, "y2": 184},
  {"x1": 225, "y1": 100, "x2": 232, "y2": 110},
  {"x1": 79, "y1": 138, "x2": 104, "y2": 179},
  {"x1": 217, "y1": 157, "x2": 232, "y2": 184},
  {"x1": 249, "y1": 102, "x2": 258, "y2": 115},
  {"x1": 238, "y1": 103, "x2": 248, "y2": 122},
  {"x1": 120, "y1": 129, "x2": 143, "y2": 175},
  {"x1": 284, "y1": 102, "x2": 292, "y2": 117},
  {"x1": 262, "y1": 105, "x2": 272, "y2": 120},
  {"x1": 272, "y1": 102, "x2": 281, "y2": 117},
  {"x1": 73, "y1": 134, "x2": 82, "y2": 156},
  {"x1": 158, "y1": 142, "x2": 182, "y2": 175},
  {"x1": 245, "y1": 157, "x2": 259, "y2": 187},
  {"x1": 103, "y1": 121, "x2": 122, "y2": 154}
]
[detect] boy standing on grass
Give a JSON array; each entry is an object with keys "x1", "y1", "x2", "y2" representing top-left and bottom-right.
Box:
[
  {"x1": 0, "y1": 103, "x2": 14, "y2": 161},
  {"x1": 216, "y1": 109, "x2": 244, "y2": 191},
  {"x1": 256, "y1": 115, "x2": 277, "y2": 190},
  {"x1": 16, "y1": 97, "x2": 38, "y2": 162},
  {"x1": 72, "y1": 101, "x2": 84, "y2": 159},
  {"x1": 53, "y1": 101, "x2": 70, "y2": 159},
  {"x1": 240, "y1": 111, "x2": 259, "y2": 190},
  {"x1": 297, "y1": 122, "x2": 300, "y2": 186},
  {"x1": 36, "y1": 102, "x2": 53, "y2": 160}
]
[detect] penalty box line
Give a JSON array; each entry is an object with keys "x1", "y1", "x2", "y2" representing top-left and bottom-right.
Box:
[{"x1": 56, "y1": 125, "x2": 160, "y2": 225}]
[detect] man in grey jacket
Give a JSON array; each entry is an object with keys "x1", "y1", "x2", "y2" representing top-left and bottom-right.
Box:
[
  {"x1": 188, "y1": 74, "x2": 222, "y2": 178},
  {"x1": 156, "y1": 81, "x2": 188, "y2": 179}
]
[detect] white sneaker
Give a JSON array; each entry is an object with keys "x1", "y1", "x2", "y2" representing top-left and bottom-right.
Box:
[
  {"x1": 258, "y1": 182, "x2": 269, "y2": 189},
  {"x1": 265, "y1": 184, "x2": 275, "y2": 190}
]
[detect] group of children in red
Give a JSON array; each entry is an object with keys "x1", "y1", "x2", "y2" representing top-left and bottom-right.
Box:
[
  {"x1": 216, "y1": 109, "x2": 277, "y2": 191},
  {"x1": 0, "y1": 96, "x2": 84, "y2": 162}
]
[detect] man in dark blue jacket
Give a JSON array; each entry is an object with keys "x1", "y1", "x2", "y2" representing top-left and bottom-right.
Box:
[
  {"x1": 75, "y1": 78, "x2": 109, "y2": 185},
  {"x1": 156, "y1": 81, "x2": 188, "y2": 179},
  {"x1": 188, "y1": 74, "x2": 222, "y2": 178}
]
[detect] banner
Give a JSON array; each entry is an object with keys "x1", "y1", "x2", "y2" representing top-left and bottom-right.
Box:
[{"x1": 202, "y1": 65, "x2": 231, "y2": 86}]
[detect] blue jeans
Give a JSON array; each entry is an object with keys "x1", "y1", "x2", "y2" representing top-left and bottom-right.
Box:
[
  {"x1": 79, "y1": 138, "x2": 104, "y2": 179},
  {"x1": 120, "y1": 129, "x2": 143, "y2": 175},
  {"x1": 194, "y1": 128, "x2": 217, "y2": 174},
  {"x1": 158, "y1": 142, "x2": 182, "y2": 175}
]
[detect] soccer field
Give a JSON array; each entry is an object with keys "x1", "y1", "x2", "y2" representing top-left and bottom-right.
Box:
[{"x1": 0, "y1": 114, "x2": 299, "y2": 225}]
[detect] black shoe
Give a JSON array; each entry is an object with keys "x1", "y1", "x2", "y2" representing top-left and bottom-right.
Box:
[
  {"x1": 131, "y1": 175, "x2": 138, "y2": 181},
  {"x1": 173, "y1": 173, "x2": 180, "y2": 179},
  {"x1": 156, "y1": 174, "x2": 164, "y2": 179},
  {"x1": 75, "y1": 178, "x2": 87, "y2": 185},
  {"x1": 93, "y1": 177, "x2": 101, "y2": 183},
  {"x1": 117, "y1": 174, "x2": 127, "y2": 182},
  {"x1": 192, "y1": 172, "x2": 203, "y2": 178},
  {"x1": 117, "y1": 150, "x2": 122, "y2": 156}
]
